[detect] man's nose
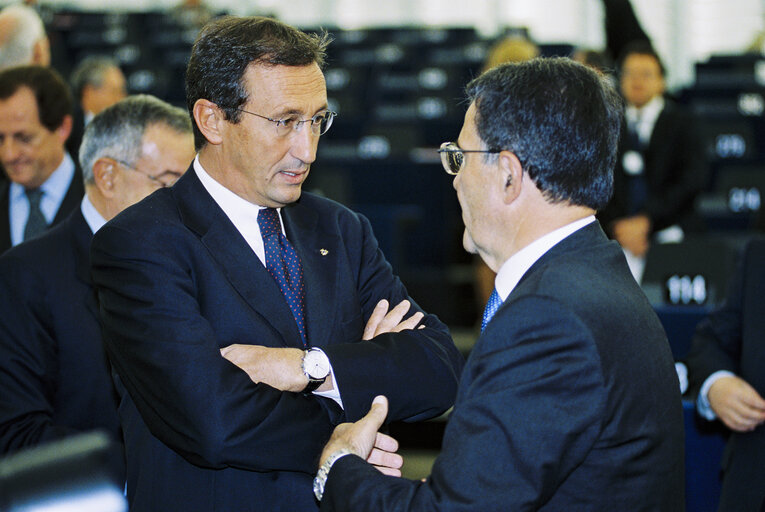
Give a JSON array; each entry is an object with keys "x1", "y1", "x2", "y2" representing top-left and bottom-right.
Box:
[
  {"x1": 290, "y1": 125, "x2": 319, "y2": 164},
  {"x1": 0, "y1": 139, "x2": 20, "y2": 163}
]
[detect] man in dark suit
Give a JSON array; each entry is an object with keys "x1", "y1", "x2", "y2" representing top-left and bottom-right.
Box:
[
  {"x1": 0, "y1": 65, "x2": 84, "y2": 254},
  {"x1": 0, "y1": 95, "x2": 194, "y2": 480},
  {"x1": 685, "y1": 239, "x2": 765, "y2": 511},
  {"x1": 314, "y1": 58, "x2": 685, "y2": 511},
  {"x1": 89, "y1": 16, "x2": 464, "y2": 512},
  {"x1": 597, "y1": 42, "x2": 708, "y2": 281}
]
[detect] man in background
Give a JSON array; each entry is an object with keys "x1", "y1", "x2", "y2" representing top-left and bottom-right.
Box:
[
  {"x1": 685, "y1": 239, "x2": 765, "y2": 511},
  {"x1": 0, "y1": 65, "x2": 83, "y2": 253},
  {"x1": 0, "y1": 94, "x2": 194, "y2": 479},
  {"x1": 0, "y1": 4, "x2": 50, "y2": 71},
  {"x1": 314, "y1": 58, "x2": 684, "y2": 511},
  {"x1": 598, "y1": 41, "x2": 708, "y2": 282},
  {"x1": 90, "y1": 16, "x2": 463, "y2": 512},
  {"x1": 68, "y1": 56, "x2": 128, "y2": 155}
]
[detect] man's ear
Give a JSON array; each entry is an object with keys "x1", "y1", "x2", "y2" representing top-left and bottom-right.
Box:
[
  {"x1": 498, "y1": 150, "x2": 523, "y2": 204},
  {"x1": 55, "y1": 115, "x2": 73, "y2": 144},
  {"x1": 193, "y1": 99, "x2": 225, "y2": 146},
  {"x1": 92, "y1": 158, "x2": 116, "y2": 198}
]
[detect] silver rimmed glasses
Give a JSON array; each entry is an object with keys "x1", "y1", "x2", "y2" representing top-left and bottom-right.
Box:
[
  {"x1": 437, "y1": 141, "x2": 503, "y2": 175},
  {"x1": 236, "y1": 109, "x2": 337, "y2": 137}
]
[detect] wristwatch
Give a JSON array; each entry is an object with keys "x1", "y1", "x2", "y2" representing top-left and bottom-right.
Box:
[
  {"x1": 302, "y1": 347, "x2": 330, "y2": 393},
  {"x1": 313, "y1": 449, "x2": 351, "y2": 502}
]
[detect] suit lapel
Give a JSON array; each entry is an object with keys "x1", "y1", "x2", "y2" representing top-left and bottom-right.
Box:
[
  {"x1": 172, "y1": 168, "x2": 305, "y2": 348},
  {"x1": 281, "y1": 201, "x2": 340, "y2": 349}
]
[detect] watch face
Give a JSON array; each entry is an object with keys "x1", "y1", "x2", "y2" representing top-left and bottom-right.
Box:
[{"x1": 305, "y1": 349, "x2": 330, "y2": 379}]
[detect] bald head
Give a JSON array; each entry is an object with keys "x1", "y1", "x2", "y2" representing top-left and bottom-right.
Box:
[{"x1": 0, "y1": 5, "x2": 50, "y2": 70}]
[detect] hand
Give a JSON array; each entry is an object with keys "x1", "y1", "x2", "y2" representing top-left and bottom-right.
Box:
[
  {"x1": 708, "y1": 376, "x2": 765, "y2": 432},
  {"x1": 612, "y1": 215, "x2": 651, "y2": 257},
  {"x1": 220, "y1": 345, "x2": 307, "y2": 392},
  {"x1": 320, "y1": 396, "x2": 403, "y2": 476},
  {"x1": 363, "y1": 299, "x2": 425, "y2": 340}
]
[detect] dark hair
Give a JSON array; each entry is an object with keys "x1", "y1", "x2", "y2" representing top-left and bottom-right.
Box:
[
  {"x1": 466, "y1": 57, "x2": 622, "y2": 211},
  {"x1": 0, "y1": 65, "x2": 72, "y2": 131},
  {"x1": 185, "y1": 16, "x2": 331, "y2": 150},
  {"x1": 617, "y1": 40, "x2": 666, "y2": 77}
]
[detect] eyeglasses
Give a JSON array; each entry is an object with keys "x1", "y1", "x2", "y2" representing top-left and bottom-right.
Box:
[
  {"x1": 437, "y1": 142, "x2": 503, "y2": 175},
  {"x1": 235, "y1": 108, "x2": 337, "y2": 137},
  {"x1": 111, "y1": 158, "x2": 181, "y2": 188}
]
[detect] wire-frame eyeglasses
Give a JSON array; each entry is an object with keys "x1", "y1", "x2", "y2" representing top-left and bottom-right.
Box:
[
  {"x1": 110, "y1": 158, "x2": 181, "y2": 188},
  {"x1": 437, "y1": 142, "x2": 504, "y2": 175},
  {"x1": 236, "y1": 108, "x2": 337, "y2": 137}
]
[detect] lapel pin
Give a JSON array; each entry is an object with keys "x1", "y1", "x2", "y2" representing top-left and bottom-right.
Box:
[{"x1": 320, "y1": 249, "x2": 329, "y2": 256}]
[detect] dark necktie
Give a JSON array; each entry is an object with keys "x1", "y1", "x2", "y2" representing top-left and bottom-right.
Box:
[
  {"x1": 257, "y1": 208, "x2": 308, "y2": 346},
  {"x1": 624, "y1": 112, "x2": 648, "y2": 214},
  {"x1": 481, "y1": 288, "x2": 502, "y2": 332},
  {"x1": 24, "y1": 188, "x2": 47, "y2": 241}
]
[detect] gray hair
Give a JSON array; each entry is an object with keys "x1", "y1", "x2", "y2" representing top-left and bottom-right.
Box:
[
  {"x1": 70, "y1": 56, "x2": 121, "y2": 101},
  {"x1": 0, "y1": 5, "x2": 46, "y2": 70},
  {"x1": 79, "y1": 94, "x2": 192, "y2": 184}
]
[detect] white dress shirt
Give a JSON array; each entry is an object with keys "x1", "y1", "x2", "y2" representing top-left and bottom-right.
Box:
[
  {"x1": 9, "y1": 152, "x2": 76, "y2": 246},
  {"x1": 80, "y1": 194, "x2": 107, "y2": 234},
  {"x1": 625, "y1": 95, "x2": 664, "y2": 147},
  {"x1": 494, "y1": 216, "x2": 597, "y2": 302},
  {"x1": 193, "y1": 156, "x2": 342, "y2": 407}
]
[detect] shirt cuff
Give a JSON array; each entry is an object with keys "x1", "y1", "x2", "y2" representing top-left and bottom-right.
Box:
[
  {"x1": 675, "y1": 362, "x2": 688, "y2": 395},
  {"x1": 697, "y1": 370, "x2": 736, "y2": 420},
  {"x1": 312, "y1": 353, "x2": 344, "y2": 410}
]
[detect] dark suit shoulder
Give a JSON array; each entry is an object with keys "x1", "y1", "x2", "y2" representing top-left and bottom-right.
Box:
[{"x1": 0, "y1": 210, "x2": 82, "y2": 271}]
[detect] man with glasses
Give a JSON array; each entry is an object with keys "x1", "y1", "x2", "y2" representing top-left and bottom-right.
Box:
[
  {"x1": 313, "y1": 58, "x2": 684, "y2": 511},
  {"x1": 89, "y1": 16, "x2": 463, "y2": 512},
  {"x1": 0, "y1": 66, "x2": 83, "y2": 254},
  {"x1": 0, "y1": 95, "x2": 194, "y2": 479}
]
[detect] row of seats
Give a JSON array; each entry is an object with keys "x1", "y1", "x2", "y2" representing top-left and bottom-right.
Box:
[{"x1": 43, "y1": 9, "x2": 765, "y2": 324}]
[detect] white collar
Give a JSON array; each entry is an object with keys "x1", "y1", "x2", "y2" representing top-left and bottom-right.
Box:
[
  {"x1": 192, "y1": 155, "x2": 283, "y2": 264},
  {"x1": 80, "y1": 194, "x2": 107, "y2": 234},
  {"x1": 494, "y1": 216, "x2": 596, "y2": 301}
]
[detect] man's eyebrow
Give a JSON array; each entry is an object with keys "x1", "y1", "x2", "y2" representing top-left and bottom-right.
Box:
[{"x1": 270, "y1": 105, "x2": 330, "y2": 118}]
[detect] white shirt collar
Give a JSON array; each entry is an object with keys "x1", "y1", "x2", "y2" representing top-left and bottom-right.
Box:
[
  {"x1": 626, "y1": 95, "x2": 664, "y2": 144},
  {"x1": 10, "y1": 151, "x2": 75, "y2": 206},
  {"x1": 193, "y1": 155, "x2": 283, "y2": 265},
  {"x1": 80, "y1": 194, "x2": 107, "y2": 234},
  {"x1": 494, "y1": 216, "x2": 596, "y2": 301}
]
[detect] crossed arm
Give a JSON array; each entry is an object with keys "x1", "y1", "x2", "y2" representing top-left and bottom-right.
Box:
[
  {"x1": 220, "y1": 299, "x2": 421, "y2": 475},
  {"x1": 220, "y1": 299, "x2": 424, "y2": 393}
]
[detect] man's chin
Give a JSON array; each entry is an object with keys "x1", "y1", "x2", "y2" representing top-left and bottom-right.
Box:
[{"x1": 462, "y1": 230, "x2": 478, "y2": 255}]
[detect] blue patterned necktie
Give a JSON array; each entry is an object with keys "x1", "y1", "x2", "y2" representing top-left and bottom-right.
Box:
[
  {"x1": 257, "y1": 208, "x2": 308, "y2": 346},
  {"x1": 481, "y1": 288, "x2": 502, "y2": 332},
  {"x1": 23, "y1": 188, "x2": 48, "y2": 241}
]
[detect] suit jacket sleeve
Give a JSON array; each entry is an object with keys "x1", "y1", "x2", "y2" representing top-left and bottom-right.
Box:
[
  {"x1": 320, "y1": 212, "x2": 464, "y2": 423},
  {"x1": 322, "y1": 296, "x2": 605, "y2": 511},
  {"x1": 0, "y1": 252, "x2": 76, "y2": 452},
  {"x1": 685, "y1": 243, "x2": 748, "y2": 395},
  {"x1": 91, "y1": 222, "x2": 337, "y2": 474}
]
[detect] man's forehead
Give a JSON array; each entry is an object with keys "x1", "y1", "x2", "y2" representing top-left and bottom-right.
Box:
[
  {"x1": 242, "y1": 62, "x2": 327, "y2": 109},
  {"x1": 0, "y1": 87, "x2": 43, "y2": 127}
]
